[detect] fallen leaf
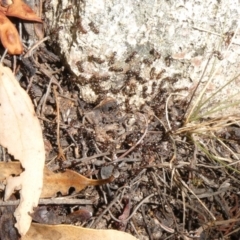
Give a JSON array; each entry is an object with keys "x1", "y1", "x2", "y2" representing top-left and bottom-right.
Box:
[
  {"x1": 0, "y1": 64, "x2": 45, "y2": 236},
  {"x1": 117, "y1": 198, "x2": 131, "y2": 231},
  {"x1": 23, "y1": 223, "x2": 139, "y2": 240},
  {"x1": 42, "y1": 168, "x2": 114, "y2": 198},
  {"x1": 0, "y1": 11, "x2": 23, "y2": 54},
  {"x1": 0, "y1": 162, "x2": 22, "y2": 180},
  {"x1": 0, "y1": 0, "x2": 42, "y2": 54},
  {"x1": 5, "y1": 0, "x2": 42, "y2": 22},
  {"x1": 0, "y1": 162, "x2": 114, "y2": 198}
]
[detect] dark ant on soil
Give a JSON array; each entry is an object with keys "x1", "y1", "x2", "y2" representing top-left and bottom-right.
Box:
[
  {"x1": 125, "y1": 51, "x2": 137, "y2": 63},
  {"x1": 162, "y1": 77, "x2": 178, "y2": 84},
  {"x1": 63, "y1": 5, "x2": 73, "y2": 11},
  {"x1": 156, "y1": 69, "x2": 166, "y2": 80},
  {"x1": 88, "y1": 22, "x2": 99, "y2": 34},
  {"x1": 76, "y1": 75, "x2": 88, "y2": 85},
  {"x1": 150, "y1": 67, "x2": 156, "y2": 79},
  {"x1": 173, "y1": 87, "x2": 189, "y2": 92},
  {"x1": 165, "y1": 55, "x2": 173, "y2": 67},
  {"x1": 108, "y1": 66, "x2": 123, "y2": 72},
  {"x1": 136, "y1": 75, "x2": 145, "y2": 83},
  {"x1": 151, "y1": 82, "x2": 157, "y2": 94},
  {"x1": 108, "y1": 52, "x2": 117, "y2": 66},
  {"x1": 125, "y1": 70, "x2": 139, "y2": 79},
  {"x1": 89, "y1": 74, "x2": 109, "y2": 82},
  {"x1": 213, "y1": 51, "x2": 223, "y2": 60},
  {"x1": 111, "y1": 88, "x2": 121, "y2": 94},
  {"x1": 99, "y1": 75, "x2": 110, "y2": 81},
  {"x1": 88, "y1": 55, "x2": 105, "y2": 64},
  {"x1": 224, "y1": 31, "x2": 234, "y2": 46},
  {"x1": 142, "y1": 86, "x2": 148, "y2": 98},
  {"x1": 142, "y1": 58, "x2": 153, "y2": 66},
  {"x1": 44, "y1": 0, "x2": 52, "y2": 10},
  {"x1": 124, "y1": 98, "x2": 132, "y2": 113},
  {"x1": 76, "y1": 18, "x2": 87, "y2": 34},
  {"x1": 76, "y1": 61, "x2": 84, "y2": 72},
  {"x1": 51, "y1": 26, "x2": 63, "y2": 36},
  {"x1": 149, "y1": 48, "x2": 161, "y2": 60}
]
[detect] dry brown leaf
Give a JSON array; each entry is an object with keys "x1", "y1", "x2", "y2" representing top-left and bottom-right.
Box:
[
  {"x1": 5, "y1": 0, "x2": 42, "y2": 22},
  {"x1": 0, "y1": 64, "x2": 45, "y2": 236},
  {"x1": 0, "y1": 11, "x2": 23, "y2": 54},
  {"x1": 0, "y1": 162, "x2": 22, "y2": 180},
  {"x1": 42, "y1": 167, "x2": 114, "y2": 198},
  {"x1": 23, "y1": 223, "x2": 139, "y2": 240},
  {"x1": 0, "y1": 162, "x2": 114, "y2": 198},
  {"x1": 0, "y1": 0, "x2": 42, "y2": 54}
]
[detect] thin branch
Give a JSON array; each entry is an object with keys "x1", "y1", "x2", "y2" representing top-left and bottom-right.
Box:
[{"x1": 0, "y1": 198, "x2": 92, "y2": 206}]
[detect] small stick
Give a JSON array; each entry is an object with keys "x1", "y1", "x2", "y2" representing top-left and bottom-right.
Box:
[
  {"x1": 0, "y1": 198, "x2": 92, "y2": 206},
  {"x1": 109, "y1": 193, "x2": 155, "y2": 223},
  {"x1": 118, "y1": 114, "x2": 148, "y2": 160},
  {"x1": 141, "y1": 205, "x2": 153, "y2": 240},
  {"x1": 179, "y1": 174, "x2": 216, "y2": 220},
  {"x1": 0, "y1": 49, "x2": 8, "y2": 63},
  {"x1": 90, "y1": 186, "x2": 130, "y2": 228},
  {"x1": 41, "y1": 76, "x2": 54, "y2": 116},
  {"x1": 24, "y1": 36, "x2": 50, "y2": 58},
  {"x1": 165, "y1": 93, "x2": 186, "y2": 131},
  {"x1": 53, "y1": 85, "x2": 66, "y2": 161}
]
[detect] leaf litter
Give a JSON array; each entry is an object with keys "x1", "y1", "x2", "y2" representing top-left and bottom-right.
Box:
[
  {"x1": 0, "y1": 2, "x2": 240, "y2": 240},
  {"x1": 0, "y1": 63, "x2": 45, "y2": 236}
]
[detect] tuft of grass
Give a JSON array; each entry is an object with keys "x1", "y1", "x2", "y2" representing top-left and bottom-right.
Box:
[{"x1": 174, "y1": 23, "x2": 240, "y2": 174}]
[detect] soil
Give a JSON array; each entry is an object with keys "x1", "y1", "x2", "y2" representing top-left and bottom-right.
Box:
[
  {"x1": 1, "y1": 44, "x2": 240, "y2": 240},
  {"x1": 1, "y1": 6, "x2": 240, "y2": 240}
]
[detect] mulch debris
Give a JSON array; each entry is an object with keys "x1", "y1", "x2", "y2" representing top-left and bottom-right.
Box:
[{"x1": 1, "y1": 15, "x2": 240, "y2": 240}]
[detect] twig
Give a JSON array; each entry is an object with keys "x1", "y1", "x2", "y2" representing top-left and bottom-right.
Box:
[
  {"x1": 179, "y1": 173, "x2": 216, "y2": 220},
  {"x1": 0, "y1": 49, "x2": 8, "y2": 63},
  {"x1": 192, "y1": 26, "x2": 222, "y2": 37},
  {"x1": 109, "y1": 193, "x2": 155, "y2": 223},
  {"x1": 47, "y1": 144, "x2": 74, "y2": 168},
  {"x1": 0, "y1": 198, "x2": 92, "y2": 206},
  {"x1": 41, "y1": 76, "x2": 54, "y2": 116},
  {"x1": 89, "y1": 186, "x2": 130, "y2": 228},
  {"x1": 141, "y1": 205, "x2": 153, "y2": 240},
  {"x1": 53, "y1": 85, "x2": 66, "y2": 161},
  {"x1": 181, "y1": 189, "x2": 186, "y2": 232},
  {"x1": 165, "y1": 93, "x2": 186, "y2": 131},
  {"x1": 26, "y1": 76, "x2": 34, "y2": 93},
  {"x1": 52, "y1": 150, "x2": 126, "y2": 170},
  {"x1": 24, "y1": 36, "x2": 50, "y2": 58},
  {"x1": 183, "y1": 53, "x2": 214, "y2": 123},
  {"x1": 118, "y1": 114, "x2": 148, "y2": 160}
]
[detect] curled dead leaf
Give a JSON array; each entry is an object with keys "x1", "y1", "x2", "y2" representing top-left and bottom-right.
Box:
[
  {"x1": 6, "y1": 0, "x2": 42, "y2": 22},
  {"x1": 0, "y1": 11, "x2": 23, "y2": 54},
  {"x1": 0, "y1": 0, "x2": 42, "y2": 54},
  {"x1": 23, "y1": 223, "x2": 139, "y2": 240},
  {"x1": 42, "y1": 167, "x2": 114, "y2": 198}
]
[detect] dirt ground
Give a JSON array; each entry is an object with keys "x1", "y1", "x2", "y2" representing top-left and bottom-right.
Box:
[
  {"x1": 1, "y1": 44, "x2": 240, "y2": 240},
  {"x1": 1, "y1": 6, "x2": 240, "y2": 240}
]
